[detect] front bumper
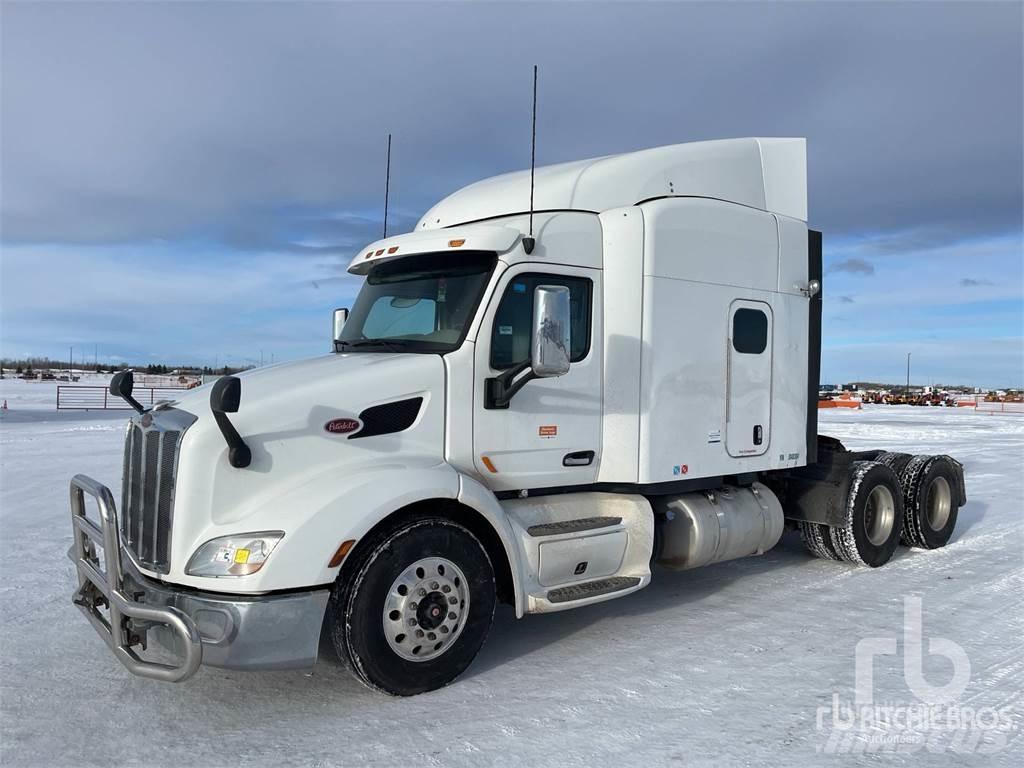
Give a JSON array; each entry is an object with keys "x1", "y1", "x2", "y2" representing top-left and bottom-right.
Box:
[{"x1": 69, "y1": 474, "x2": 330, "y2": 682}]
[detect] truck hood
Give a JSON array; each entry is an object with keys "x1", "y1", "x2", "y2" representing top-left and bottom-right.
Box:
[
  {"x1": 165, "y1": 353, "x2": 447, "y2": 558},
  {"x1": 169, "y1": 352, "x2": 441, "y2": 418}
]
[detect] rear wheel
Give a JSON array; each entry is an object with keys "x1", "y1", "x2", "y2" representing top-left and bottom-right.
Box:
[
  {"x1": 800, "y1": 521, "x2": 841, "y2": 560},
  {"x1": 330, "y1": 517, "x2": 496, "y2": 696},
  {"x1": 874, "y1": 451, "x2": 914, "y2": 476},
  {"x1": 828, "y1": 461, "x2": 903, "y2": 567},
  {"x1": 899, "y1": 455, "x2": 961, "y2": 549}
]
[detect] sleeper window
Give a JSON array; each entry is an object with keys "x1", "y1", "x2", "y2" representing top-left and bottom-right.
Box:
[
  {"x1": 490, "y1": 274, "x2": 592, "y2": 369},
  {"x1": 732, "y1": 308, "x2": 768, "y2": 354}
]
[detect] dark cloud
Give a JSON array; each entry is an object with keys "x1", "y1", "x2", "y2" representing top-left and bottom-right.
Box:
[
  {"x1": 846, "y1": 225, "x2": 1002, "y2": 256},
  {"x1": 837, "y1": 295, "x2": 855, "y2": 304},
  {"x1": 1, "y1": 1, "x2": 1021, "y2": 253},
  {"x1": 829, "y1": 258, "x2": 875, "y2": 276},
  {"x1": 960, "y1": 277, "x2": 995, "y2": 287},
  {"x1": 216, "y1": 210, "x2": 418, "y2": 257}
]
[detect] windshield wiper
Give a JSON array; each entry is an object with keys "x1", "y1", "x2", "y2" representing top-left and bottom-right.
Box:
[{"x1": 336, "y1": 339, "x2": 414, "y2": 351}]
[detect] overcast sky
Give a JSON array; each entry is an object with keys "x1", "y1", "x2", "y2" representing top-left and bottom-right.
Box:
[{"x1": 1, "y1": 1, "x2": 1022, "y2": 386}]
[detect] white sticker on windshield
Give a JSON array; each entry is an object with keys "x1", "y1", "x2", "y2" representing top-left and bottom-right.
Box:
[{"x1": 499, "y1": 325, "x2": 513, "y2": 335}]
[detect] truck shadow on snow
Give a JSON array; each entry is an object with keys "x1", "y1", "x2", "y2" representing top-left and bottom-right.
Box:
[
  {"x1": 247, "y1": 502, "x2": 989, "y2": 699},
  {"x1": 950, "y1": 499, "x2": 987, "y2": 539},
  {"x1": 299, "y1": 535, "x2": 820, "y2": 696},
  {"x1": 466, "y1": 533, "x2": 817, "y2": 679},
  {"x1": 184, "y1": 513, "x2": 989, "y2": 702},
  {"x1": 465, "y1": 507, "x2": 990, "y2": 682}
]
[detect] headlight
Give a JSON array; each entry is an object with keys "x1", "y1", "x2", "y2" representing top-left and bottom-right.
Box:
[{"x1": 186, "y1": 531, "x2": 284, "y2": 577}]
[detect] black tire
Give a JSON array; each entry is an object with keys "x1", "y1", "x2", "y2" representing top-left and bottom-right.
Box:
[
  {"x1": 330, "y1": 517, "x2": 496, "y2": 696},
  {"x1": 874, "y1": 451, "x2": 914, "y2": 476},
  {"x1": 828, "y1": 461, "x2": 904, "y2": 567},
  {"x1": 899, "y1": 455, "x2": 961, "y2": 549},
  {"x1": 800, "y1": 521, "x2": 841, "y2": 560}
]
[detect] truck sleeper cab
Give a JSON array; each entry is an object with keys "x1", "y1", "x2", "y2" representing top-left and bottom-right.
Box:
[{"x1": 68, "y1": 138, "x2": 966, "y2": 695}]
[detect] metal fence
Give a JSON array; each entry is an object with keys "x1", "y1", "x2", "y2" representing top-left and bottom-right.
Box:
[
  {"x1": 56, "y1": 386, "x2": 189, "y2": 411},
  {"x1": 973, "y1": 400, "x2": 1024, "y2": 415},
  {"x1": 954, "y1": 395, "x2": 1024, "y2": 414}
]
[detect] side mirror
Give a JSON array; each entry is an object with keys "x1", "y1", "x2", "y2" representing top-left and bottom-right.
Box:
[
  {"x1": 484, "y1": 284, "x2": 572, "y2": 409},
  {"x1": 530, "y1": 285, "x2": 571, "y2": 378},
  {"x1": 332, "y1": 308, "x2": 349, "y2": 352},
  {"x1": 110, "y1": 370, "x2": 144, "y2": 413}
]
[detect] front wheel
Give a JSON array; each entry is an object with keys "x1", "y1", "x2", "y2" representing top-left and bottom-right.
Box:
[{"x1": 330, "y1": 517, "x2": 496, "y2": 696}]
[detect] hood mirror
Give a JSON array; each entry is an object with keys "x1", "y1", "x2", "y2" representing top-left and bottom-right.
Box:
[
  {"x1": 210, "y1": 376, "x2": 251, "y2": 468},
  {"x1": 109, "y1": 370, "x2": 145, "y2": 413}
]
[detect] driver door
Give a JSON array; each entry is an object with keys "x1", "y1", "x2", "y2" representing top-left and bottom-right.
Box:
[{"x1": 473, "y1": 265, "x2": 602, "y2": 491}]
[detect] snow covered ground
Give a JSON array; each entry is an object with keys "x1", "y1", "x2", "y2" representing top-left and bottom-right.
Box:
[{"x1": 1, "y1": 379, "x2": 1020, "y2": 766}]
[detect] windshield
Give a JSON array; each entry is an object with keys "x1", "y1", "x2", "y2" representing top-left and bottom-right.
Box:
[{"x1": 338, "y1": 251, "x2": 497, "y2": 353}]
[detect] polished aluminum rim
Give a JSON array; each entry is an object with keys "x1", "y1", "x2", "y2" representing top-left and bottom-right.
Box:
[
  {"x1": 926, "y1": 476, "x2": 952, "y2": 531},
  {"x1": 383, "y1": 557, "x2": 469, "y2": 662},
  {"x1": 864, "y1": 485, "x2": 896, "y2": 546}
]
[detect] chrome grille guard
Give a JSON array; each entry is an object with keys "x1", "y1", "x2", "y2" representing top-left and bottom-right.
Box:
[{"x1": 70, "y1": 474, "x2": 202, "y2": 682}]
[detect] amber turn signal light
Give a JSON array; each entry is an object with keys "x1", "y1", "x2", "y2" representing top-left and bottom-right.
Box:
[{"x1": 328, "y1": 539, "x2": 356, "y2": 568}]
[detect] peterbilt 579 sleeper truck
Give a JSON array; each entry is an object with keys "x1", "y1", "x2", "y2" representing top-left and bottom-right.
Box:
[{"x1": 69, "y1": 138, "x2": 966, "y2": 695}]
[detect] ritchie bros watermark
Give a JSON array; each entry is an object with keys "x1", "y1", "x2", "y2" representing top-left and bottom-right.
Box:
[{"x1": 817, "y1": 596, "x2": 1017, "y2": 754}]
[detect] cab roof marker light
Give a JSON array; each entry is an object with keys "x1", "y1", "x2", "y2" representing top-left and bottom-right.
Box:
[
  {"x1": 387, "y1": 246, "x2": 400, "y2": 254},
  {"x1": 448, "y1": 239, "x2": 466, "y2": 248},
  {"x1": 375, "y1": 249, "x2": 385, "y2": 256}
]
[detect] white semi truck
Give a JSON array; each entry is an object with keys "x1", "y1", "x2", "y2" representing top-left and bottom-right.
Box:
[{"x1": 69, "y1": 138, "x2": 966, "y2": 695}]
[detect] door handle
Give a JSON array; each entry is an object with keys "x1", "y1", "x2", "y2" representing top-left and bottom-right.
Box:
[{"x1": 563, "y1": 450, "x2": 595, "y2": 467}]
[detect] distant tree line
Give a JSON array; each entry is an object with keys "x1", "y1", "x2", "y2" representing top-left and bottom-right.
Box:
[{"x1": 0, "y1": 357, "x2": 249, "y2": 377}]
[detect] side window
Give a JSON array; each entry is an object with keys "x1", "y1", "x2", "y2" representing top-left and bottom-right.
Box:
[
  {"x1": 732, "y1": 308, "x2": 768, "y2": 354},
  {"x1": 490, "y1": 274, "x2": 592, "y2": 369}
]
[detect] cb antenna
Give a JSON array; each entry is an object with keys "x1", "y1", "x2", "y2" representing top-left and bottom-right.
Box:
[
  {"x1": 383, "y1": 133, "x2": 392, "y2": 238},
  {"x1": 523, "y1": 65, "x2": 538, "y2": 255}
]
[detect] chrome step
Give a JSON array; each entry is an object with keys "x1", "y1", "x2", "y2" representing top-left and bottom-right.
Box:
[
  {"x1": 546, "y1": 576, "x2": 641, "y2": 604},
  {"x1": 527, "y1": 516, "x2": 622, "y2": 537}
]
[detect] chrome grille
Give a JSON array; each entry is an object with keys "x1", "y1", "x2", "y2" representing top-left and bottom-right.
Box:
[{"x1": 119, "y1": 408, "x2": 195, "y2": 573}]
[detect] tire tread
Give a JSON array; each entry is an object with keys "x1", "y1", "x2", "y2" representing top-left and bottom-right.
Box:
[
  {"x1": 800, "y1": 521, "x2": 841, "y2": 560},
  {"x1": 828, "y1": 460, "x2": 903, "y2": 567},
  {"x1": 330, "y1": 517, "x2": 495, "y2": 695}
]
